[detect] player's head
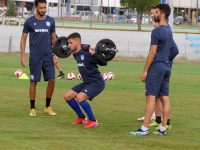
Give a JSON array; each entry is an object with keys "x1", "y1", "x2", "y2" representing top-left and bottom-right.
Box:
[
  {"x1": 154, "y1": 4, "x2": 171, "y2": 23},
  {"x1": 150, "y1": 6, "x2": 156, "y2": 20},
  {"x1": 67, "y1": 32, "x2": 81, "y2": 52},
  {"x1": 35, "y1": 0, "x2": 47, "y2": 17}
]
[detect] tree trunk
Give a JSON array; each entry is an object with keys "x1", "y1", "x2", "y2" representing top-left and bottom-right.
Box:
[
  {"x1": 137, "y1": 15, "x2": 143, "y2": 31},
  {"x1": 137, "y1": 22, "x2": 142, "y2": 31}
]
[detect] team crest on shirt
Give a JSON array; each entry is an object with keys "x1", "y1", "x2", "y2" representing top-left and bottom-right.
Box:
[
  {"x1": 80, "y1": 55, "x2": 84, "y2": 60},
  {"x1": 46, "y1": 21, "x2": 50, "y2": 26},
  {"x1": 34, "y1": 22, "x2": 36, "y2": 26}
]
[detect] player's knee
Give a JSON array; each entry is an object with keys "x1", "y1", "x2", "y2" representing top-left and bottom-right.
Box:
[
  {"x1": 76, "y1": 94, "x2": 85, "y2": 102},
  {"x1": 30, "y1": 81, "x2": 37, "y2": 86},
  {"x1": 48, "y1": 79, "x2": 55, "y2": 84},
  {"x1": 64, "y1": 93, "x2": 72, "y2": 101}
]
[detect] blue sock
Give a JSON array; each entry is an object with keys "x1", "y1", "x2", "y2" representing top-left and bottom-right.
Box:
[
  {"x1": 67, "y1": 99, "x2": 85, "y2": 118},
  {"x1": 79, "y1": 100, "x2": 95, "y2": 121}
]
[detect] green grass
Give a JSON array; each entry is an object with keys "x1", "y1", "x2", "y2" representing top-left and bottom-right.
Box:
[{"x1": 0, "y1": 53, "x2": 200, "y2": 150}]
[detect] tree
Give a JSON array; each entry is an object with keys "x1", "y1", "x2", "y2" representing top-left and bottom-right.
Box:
[
  {"x1": 120, "y1": 0, "x2": 159, "y2": 31},
  {"x1": 6, "y1": 0, "x2": 17, "y2": 17}
]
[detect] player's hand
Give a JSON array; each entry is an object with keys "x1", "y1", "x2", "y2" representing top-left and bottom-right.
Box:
[
  {"x1": 21, "y1": 56, "x2": 26, "y2": 67},
  {"x1": 140, "y1": 71, "x2": 147, "y2": 82},
  {"x1": 89, "y1": 45, "x2": 95, "y2": 55}
]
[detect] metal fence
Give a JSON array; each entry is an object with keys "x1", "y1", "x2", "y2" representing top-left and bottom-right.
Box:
[{"x1": 0, "y1": 26, "x2": 200, "y2": 61}]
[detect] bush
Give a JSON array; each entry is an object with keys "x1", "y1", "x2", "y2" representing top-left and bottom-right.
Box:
[{"x1": 5, "y1": 0, "x2": 17, "y2": 17}]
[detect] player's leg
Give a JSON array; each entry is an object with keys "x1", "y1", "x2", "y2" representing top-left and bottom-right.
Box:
[
  {"x1": 77, "y1": 80, "x2": 105, "y2": 128},
  {"x1": 43, "y1": 54, "x2": 57, "y2": 116},
  {"x1": 29, "y1": 57, "x2": 42, "y2": 117},
  {"x1": 29, "y1": 81, "x2": 37, "y2": 116},
  {"x1": 153, "y1": 68, "x2": 171, "y2": 135},
  {"x1": 160, "y1": 96, "x2": 170, "y2": 127},
  {"x1": 150, "y1": 97, "x2": 162, "y2": 127},
  {"x1": 54, "y1": 57, "x2": 64, "y2": 79},
  {"x1": 76, "y1": 92, "x2": 99, "y2": 128},
  {"x1": 64, "y1": 88, "x2": 87, "y2": 124},
  {"x1": 130, "y1": 63, "x2": 165, "y2": 136},
  {"x1": 130, "y1": 95, "x2": 155, "y2": 136},
  {"x1": 155, "y1": 98, "x2": 162, "y2": 117},
  {"x1": 143, "y1": 95, "x2": 156, "y2": 128},
  {"x1": 46, "y1": 79, "x2": 55, "y2": 105}
]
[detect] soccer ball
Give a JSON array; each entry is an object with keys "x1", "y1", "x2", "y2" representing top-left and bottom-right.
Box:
[
  {"x1": 107, "y1": 72, "x2": 115, "y2": 80},
  {"x1": 14, "y1": 69, "x2": 23, "y2": 77},
  {"x1": 67, "y1": 72, "x2": 75, "y2": 80},
  {"x1": 77, "y1": 73, "x2": 83, "y2": 80},
  {"x1": 102, "y1": 73, "x2": 108, "y2": 80}
]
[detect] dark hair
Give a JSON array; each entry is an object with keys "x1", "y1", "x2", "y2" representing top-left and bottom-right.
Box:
[
  {"x1": 155, "y1": 4, "x2": 171, "y2": 19},
  {"x1": 35, "y1": 0, "x2": 47, "y2": 6},
  {"x1": 151, "y1": 5, "x2": 156, "y2": 10},
  {"x1": 67, "y1": 32, "x2": 81, "y2": 40}
]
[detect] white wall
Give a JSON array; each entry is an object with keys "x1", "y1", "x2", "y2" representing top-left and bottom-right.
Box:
[{"x1": 173, "y1": 0, "x2": 200, "y2": 9}]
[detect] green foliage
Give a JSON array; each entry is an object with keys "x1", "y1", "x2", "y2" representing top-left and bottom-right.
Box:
[
  {"x1": 121, "y1": 0, "x2": 159, "y2": 14},
  {"x1": 120, "y1": 0, "x2": 160, "y2": 30},
  {"x1": 5, "y1": 0, "x2": 17, "y2": 17}
]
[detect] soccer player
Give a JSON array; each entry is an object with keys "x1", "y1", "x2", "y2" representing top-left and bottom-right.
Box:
[
  {"x1": 63, "y1": 32, "x2": 107, "y2": 128},
  {"x1": 148, "y1": 5, "x2": 179, "y2": 130},
  {"x1": 138, "y1": 6, "x2": 176, "y2": 130},
  {"x1": 20, "y1": 0, "x2": 57, "y2": 117},
  {"x1": 130, "y1": 4, "x2": 178, "y2": 136}
]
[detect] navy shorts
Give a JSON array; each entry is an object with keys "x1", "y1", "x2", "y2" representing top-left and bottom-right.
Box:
[
  {"x1": 29, "y1": 54, "x2": 55, "y2": 82},
  {"x1": 145, "y1": 62, "x2": 171, "y2": 96},
  {"x1": 72, "y1": 80, "x2": 105, "y2": 100}
]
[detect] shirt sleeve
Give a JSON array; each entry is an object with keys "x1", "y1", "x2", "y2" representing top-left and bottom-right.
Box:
[
  {"x1": 23, "y1": 19, "x2": 30, "y2": 33},
  {"x1": 151, "y1": 29, "x2": 160, "y2": 45}
]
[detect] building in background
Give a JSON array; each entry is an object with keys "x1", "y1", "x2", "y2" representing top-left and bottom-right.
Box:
[
  {"x1": 0, "y1": 0, "x2": 7, "y2": 7},
  {"x1": 1, "y1": 0, "x2": 199, "y2": 25}
]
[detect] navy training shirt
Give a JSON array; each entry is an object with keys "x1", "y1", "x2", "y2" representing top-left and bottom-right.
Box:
[
  {"x1": 151, "y1": 25, "x2": 174, "y2": 63},
  {"x1": 23, "y1": 15, "x2": 55, "y2": 57},
  {"x1": 74, "y1": 48, "x2": 105, "y2": 84}
]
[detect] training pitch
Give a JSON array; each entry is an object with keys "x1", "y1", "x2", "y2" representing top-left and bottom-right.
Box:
[{"x1": 0, "y1": 53, "x2": 200, "y2": 150}]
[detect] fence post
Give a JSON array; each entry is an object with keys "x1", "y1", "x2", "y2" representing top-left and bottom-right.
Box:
[
  {"x1": 185, "y1": 33, "x2": 187, "y2": 62},
  {"x1": 128, "y1": 40, "x2": 130, "y2": 58},
  {"x1": 8, "y1": 36, "x2": 12, "y2": 53}
]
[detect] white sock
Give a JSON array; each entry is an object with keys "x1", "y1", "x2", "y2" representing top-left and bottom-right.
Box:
[
  {"x1": 141, "y1": 125, "x2": 148, "y2": 131},
  {"x1": 159, "y1": 125, "x2": 166, "y2": 132}
]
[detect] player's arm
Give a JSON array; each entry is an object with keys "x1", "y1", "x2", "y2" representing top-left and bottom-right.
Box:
[
  {"x1": 89, "y1": 46, "x2": 107, "y2": 66},
  {"x1": 141, "y1": 29, "x2": 159, "y2": 82},
  {"x1": 141, "y1": 44, "x2": 157, "y2": 82},
  {"x1": 169, "y1": 39, "x2": 179, "y2": 62},
  {"x1": 51, "y1": 32, "x2": 58, "y2": 63},
  {"x1": 51, "y1": 32, "x2": 58, "y2": 46},
  {"x1": 20, "y1": 32, "x2": 28, "y2": 67}
]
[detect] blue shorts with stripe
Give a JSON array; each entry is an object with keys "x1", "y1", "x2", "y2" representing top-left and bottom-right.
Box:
[
  {"x1": 29, "y1": 54, "x2": 55, "y2": 82},
  {"x1": 72, "y1": 80, "x2": 105, "y2": 100}
]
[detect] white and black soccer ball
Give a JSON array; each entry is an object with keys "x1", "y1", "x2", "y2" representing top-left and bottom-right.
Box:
[
  {"x1": 66, "y1": 72, "x2": 75, "y2": 80},
  {"x1": 77, "y1": 73, "x2": 83, "y2": 80},
  {"x1": 107, "y1": 72, "x2": 115, "y2": 80},
  {"x1": 14, "y1": 69, "x2": 23, "y2": 77},
  {"x1": 102, "y1": 73, "x2": 109, "y2": 80}
]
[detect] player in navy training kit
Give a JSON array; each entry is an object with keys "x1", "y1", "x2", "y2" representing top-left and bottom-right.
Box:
[
  {"x1": 130, "y1": 4, "x2": 178, "y2": 136},
  {"x1": 138, "y1": 6, "x2": 179, "y2": 130},
  {"x1": 20, "y1": 0, "x2": 57, "y2": 117},
  {"x1": 64, "y1": 32, "x2": 107, "y2": 128}
]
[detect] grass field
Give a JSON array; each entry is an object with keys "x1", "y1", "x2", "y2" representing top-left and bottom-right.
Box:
[{"x1": 0, "y1": 53, "x2": 200, "y2": 150}]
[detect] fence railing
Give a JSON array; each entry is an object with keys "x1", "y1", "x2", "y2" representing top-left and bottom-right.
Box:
[{"x1": 0, "y1": 26, "x2": 200, "y2": 61}]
